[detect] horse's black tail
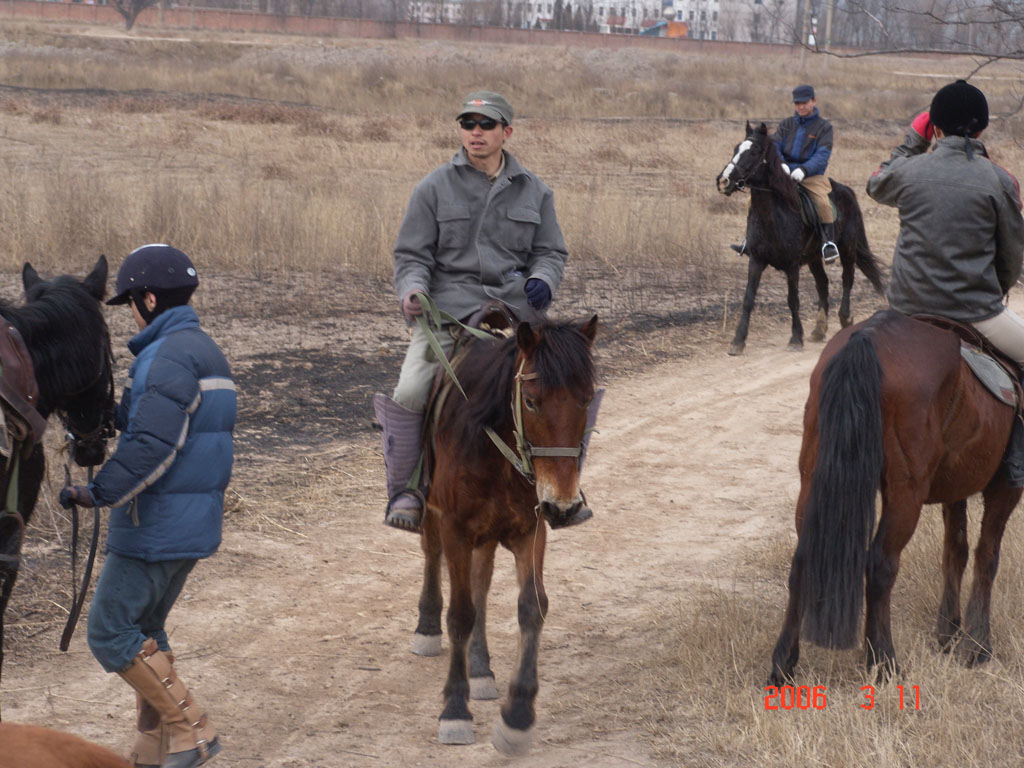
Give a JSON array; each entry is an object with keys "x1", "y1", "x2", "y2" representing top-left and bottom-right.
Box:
[
  {"x1": 842, "y1": 188, "x2": 886, "y2": 295},
  {"x1": 798, "y1": 328, "x2": 884, "y2": 649}
]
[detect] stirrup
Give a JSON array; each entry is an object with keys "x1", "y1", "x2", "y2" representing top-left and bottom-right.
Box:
[
  {"x1": 822, "y1": 242, "x2": 840, "y2": 264},
  {"x1": 384, "y1": 489, "x2": 425, "y2": 533}
]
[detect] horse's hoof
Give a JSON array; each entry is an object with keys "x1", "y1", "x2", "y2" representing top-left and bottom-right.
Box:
[
  {"x1": 492, "y1": 719, "x2": 533, "y2": 756},
  {"x1": 728, "y1": 342, "x2": 745, "y2": 356},
  {"x1": 839, "y1": 314, "x2": 853, "y2": 328},
  {"x1": 787, "y1": 342, "x2": 803, "y2": 352},
  {"x1": 438, "y1": 718, "x2": 475, "y2": 745},
  {"x1": 809, "y1": 330, "x2": 825, "y2": 342},
  {"x1": 411, "y1": 633, "x2": 442, "y2": 656},
  {"x1": 963, "y1": 644, "x2": 993, "y2": 667},
  {"x1": 470, "y1": 675, "x2": 499, "y2": 700}
]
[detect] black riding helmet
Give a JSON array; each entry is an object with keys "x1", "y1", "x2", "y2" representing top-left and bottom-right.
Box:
[
  {"x1": 107, "y1": 244, "x2": 198, "y2": 324},
  {"x1": 930, "y1": 79, "x2": 989, "y2": 138}
]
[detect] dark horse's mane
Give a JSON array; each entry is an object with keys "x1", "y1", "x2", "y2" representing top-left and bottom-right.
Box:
[
  {"x1": 755, "y1": 127, "x2": 802, "y2": 212},
  {"x1": 0, "y1": 275, "x2": 110, "y2": 418},
  {"x1": 449, "y1": 321, "x2": 596, "y2": 462}
]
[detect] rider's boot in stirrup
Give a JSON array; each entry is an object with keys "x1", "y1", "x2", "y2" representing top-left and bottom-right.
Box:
[
  {"x1": 373, "y1": 393, "x2": 425, "y2": 533},
  {"x1": 821, "y1": 222, "x2": 840, "y2": 264}
]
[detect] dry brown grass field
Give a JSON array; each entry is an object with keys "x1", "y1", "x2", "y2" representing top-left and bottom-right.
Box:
[{"x1": 3, "y1": 17, "x2": 1024, "y2": 768}]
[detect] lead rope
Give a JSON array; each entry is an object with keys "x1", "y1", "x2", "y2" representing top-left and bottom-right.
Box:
[{"x1": 60, "y1": 440, "x2": 100, "y2": 652}]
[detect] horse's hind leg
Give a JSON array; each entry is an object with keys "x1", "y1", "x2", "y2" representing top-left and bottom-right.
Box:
[
  {"x1": 784, "y1": 265, "x2": 804, "y2": 351},
  {"x1": 438, "y1": 528, "x2": 476, "y2": 745},
  {"x1": 837, "y1": 250, "x2": 856, "y2": 327},
  {"x1": 769, "y1": 546, "x2": 804, "y2": 685},
  {"x1": 937, "y1": 501, "x2": 968, "y2": 650},
  {"x1": 412, "y1": 507, "x2": 443, "y2": 656},
  {"x1": 807, "y1": 259, "x2": 830, "y2": 342},
  {"x1": 469, "y1": 541, "x2": 499, "y2": 700},
  {"x1": 728, "y1": 258, "x2": 767, "y2": 356},
  {"x1": 492, "y1": 525, "x2": 548, "y2": 756},
  {"x1": 865, "y1": 495, "x2": 923, "y2": 679},
  {"x1": 960, "y1": 480, "x2": 1022, "y2": 666}
]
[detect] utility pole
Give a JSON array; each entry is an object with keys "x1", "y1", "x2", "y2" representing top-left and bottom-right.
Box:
[{"x1": 799, "y1": 0, "x2": 811, "y2": 68}]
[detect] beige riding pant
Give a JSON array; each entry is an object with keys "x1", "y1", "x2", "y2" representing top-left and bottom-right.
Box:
[
  {"x1": 393, "y1": 323, "x2": 455, "y2": 413},
  {"x1": 800, "y1": 174, "x2": 835, "y2": 224},
  {"x1": 972, "y1": 307, "x2": 1024, "y2": 368}
]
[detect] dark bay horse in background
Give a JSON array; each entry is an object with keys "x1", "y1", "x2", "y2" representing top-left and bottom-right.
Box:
[
  {"x1": 0, "y1": 257, "x2": 114, "y2": 706},
  {"x1": 716, "y1": 122, "x2": 886, "y2": 355},
  {"x1": 410, "y1": 316, "x2": 597, "y2": 755},
  {"x1": 769, "y1": 310, "x2": 1020, "y2": 683}
]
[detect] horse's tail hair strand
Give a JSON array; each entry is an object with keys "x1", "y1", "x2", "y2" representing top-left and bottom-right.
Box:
[{"x1": 798, "y1": 329, "x2": 884, "y2": 649}]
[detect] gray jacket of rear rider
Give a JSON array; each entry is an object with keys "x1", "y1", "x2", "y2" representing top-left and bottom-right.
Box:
[
  {"x1": 867, "y1": 129, "x2": 1024, "y2": 323},
  {"x1": 393, "y1": 148, "x2": 568, "y2": 324}
]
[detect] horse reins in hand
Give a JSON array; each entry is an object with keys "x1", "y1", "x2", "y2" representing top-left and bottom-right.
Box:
[{"x1": 59, "y1": 440, "x2": 100, "y2": 653}]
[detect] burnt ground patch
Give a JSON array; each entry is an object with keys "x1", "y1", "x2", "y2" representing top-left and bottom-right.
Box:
[{"x1": 233, "y1": 346, "x2": 401, "y2": 459}]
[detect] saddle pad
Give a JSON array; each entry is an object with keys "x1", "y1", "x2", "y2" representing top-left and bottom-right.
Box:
[{"x1": 960, "y1": 344, "x2": 1017, "y2": 407}]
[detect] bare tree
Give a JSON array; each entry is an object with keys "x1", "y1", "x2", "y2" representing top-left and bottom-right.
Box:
[{"x1": 112, "y1": 0, "x2": 159, "y2": 29}]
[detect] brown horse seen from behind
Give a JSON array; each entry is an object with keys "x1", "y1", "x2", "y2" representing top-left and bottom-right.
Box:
[
  {"x1": 410, "y1": 316, "x2": 597, "y2": 755},
  {"x1": 770, "y1": 310, "x2": 1020, "y2": 683}
]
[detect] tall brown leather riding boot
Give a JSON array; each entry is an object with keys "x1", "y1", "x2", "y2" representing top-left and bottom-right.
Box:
[{"x1": 118, "y1": 638, "x2": 221, "y2": 768}]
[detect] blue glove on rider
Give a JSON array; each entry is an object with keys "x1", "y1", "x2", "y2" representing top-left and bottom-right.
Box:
[
  {"x1": 59, "y1": 485, "x2": 94, "y2": 509},
  {"x1": 525, "y1": 278, "x2": 551, "y2": 310}
]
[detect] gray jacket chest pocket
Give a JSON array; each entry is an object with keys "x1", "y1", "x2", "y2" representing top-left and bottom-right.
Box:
[
  {"x1": 437, "y1": 204, "x2": 472, "y2": 249},
  {"x1": 504, "y1": 207, "x2": 541, "y2": 252}
]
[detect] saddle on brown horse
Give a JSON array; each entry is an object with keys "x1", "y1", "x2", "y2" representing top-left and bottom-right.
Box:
[{"x1": 0, "y1": 321, "x2": 46, "y2": 459}]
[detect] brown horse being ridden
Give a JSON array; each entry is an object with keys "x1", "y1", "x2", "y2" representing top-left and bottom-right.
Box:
[
  {"x1": 769, "y1": 309, "x2": 1021, "y2": 684},
  {"x1": 409, "y1": 315, "x2": 598, "y2": 755}
]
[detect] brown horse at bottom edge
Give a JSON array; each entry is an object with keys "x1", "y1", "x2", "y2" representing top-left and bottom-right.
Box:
[
  {"x1": 770, "y1": 309, "x2": 1021, "y2": 684},
  {"x1": 408, "y1": 316, "x2": 598, "y2": 755},
  {"x1": 0, "y1": 723, "x2": 131, "y2": 768}
]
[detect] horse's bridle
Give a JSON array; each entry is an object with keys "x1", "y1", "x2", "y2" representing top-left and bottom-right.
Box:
[{"x1": 483, "y1": 360, "x2": 584, "y2": 485}]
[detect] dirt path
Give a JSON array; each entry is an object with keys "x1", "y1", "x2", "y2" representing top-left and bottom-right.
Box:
[{"x1": 3, "y1": 314, "x2": 826, "y2": 767}]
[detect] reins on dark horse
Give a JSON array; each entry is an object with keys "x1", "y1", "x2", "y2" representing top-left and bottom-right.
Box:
[
  {"x1": 716, "y1": 122, "x2": 886, "y2": 355},
  {"x1": 0, "y1": 257, "x2": 114, "y2": 713},
  {"x1": 411, "y1": 316, "x2": 597, "y2": 755},
  {"x1": 769, "y1": 310, "x2": 1021, "y2": 684}
]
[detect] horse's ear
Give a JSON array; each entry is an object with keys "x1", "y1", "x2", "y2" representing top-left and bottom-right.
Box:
[
  {"x1": 745, "y1": 120, "x2": 753, "y2": 137},
  {"x1": 758, "y1": 122, "x2": 769, "y2": 135},
  {"x1": 580, "y1": 314, "x2": 598, "y2": 344},
  {"x1": 22, "y1": 263, "x2": 41, "y2": 292},
  {"x1": 82, "y1": 255, "x2": 108, "y2": 301},
  {"x1": 516, "y1": 322, "x2": 540, "y2": 356}
]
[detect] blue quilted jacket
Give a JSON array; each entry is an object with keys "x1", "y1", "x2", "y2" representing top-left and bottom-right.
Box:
[{"x1": 89, "y1": 305, "x2": 236, "y2": 562}]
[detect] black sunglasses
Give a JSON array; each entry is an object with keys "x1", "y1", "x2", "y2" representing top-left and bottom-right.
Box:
[{"x1": 458, "y1": 117, "x2": 501, "y2": 131}]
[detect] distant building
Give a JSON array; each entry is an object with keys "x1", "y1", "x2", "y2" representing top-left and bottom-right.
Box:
[{"x1": 716, "y1": 0, "x2": 797, "y2": 42}]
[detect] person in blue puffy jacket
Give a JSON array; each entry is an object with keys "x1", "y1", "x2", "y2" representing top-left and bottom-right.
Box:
[{"x1": 61, "y1": 244, "x2": 236, "y2": 768}]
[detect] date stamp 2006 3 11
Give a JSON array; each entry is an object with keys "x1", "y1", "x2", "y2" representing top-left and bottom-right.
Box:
[{"x1": 764, "y1": 685, "x2": 921, "y2": 711}]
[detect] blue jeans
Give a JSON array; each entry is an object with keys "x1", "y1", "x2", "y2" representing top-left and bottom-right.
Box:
[{"x1": 87, "y1": 551, "x2": 196, "y2": 673}]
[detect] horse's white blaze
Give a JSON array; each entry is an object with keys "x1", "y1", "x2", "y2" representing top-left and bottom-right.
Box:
[{"x1": 721, "y1": 139, "x2": 753, "y2": 183}]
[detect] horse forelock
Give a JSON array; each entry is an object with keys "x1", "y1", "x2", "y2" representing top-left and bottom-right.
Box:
[
  {"x1": 1, "y1": 274, "x2": 110, "y2": 416},
  {"x1": 447, "y1": 321, "x2": 595, "y2": 461}
]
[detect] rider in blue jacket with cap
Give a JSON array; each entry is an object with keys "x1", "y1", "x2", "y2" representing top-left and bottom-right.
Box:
[{"x1": 61, "y1": 244, "x2": 236, "y2": 768}]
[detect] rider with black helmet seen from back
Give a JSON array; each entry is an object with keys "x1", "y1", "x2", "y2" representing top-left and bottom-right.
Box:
[
  {"x1": 60, "y1": 244, "x2": 236, "y2": 768},
  {"x1": 867, "y1": 79, "x2": 1024, "y2": 484}
]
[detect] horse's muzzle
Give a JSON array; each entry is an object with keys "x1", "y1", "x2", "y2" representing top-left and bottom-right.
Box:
[
  {"x1": 539, "y1": 499, "x2": 583, "y2": 528},
  {"x1": 73, "y1": 440, "x2": 107, "y2": 468}
]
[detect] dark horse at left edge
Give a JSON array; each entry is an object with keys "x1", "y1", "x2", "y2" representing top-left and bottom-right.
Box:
[
  {"x1": 716, "y1": 122, "x2": 886, "y2": 355},
  {"x1": 0, "y1": 256, "x2": 115, "y2": 713},
  {"x1": 769, "y1": 310, "x2": 1021, "y2": 683}
]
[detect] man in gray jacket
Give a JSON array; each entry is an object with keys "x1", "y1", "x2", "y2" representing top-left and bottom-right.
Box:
[
  {"x1": 867, "y1": 79, "x2": 1024, "y2": 482},
  {"x1": 374, "y1": 90, "x2": 591, "y2": 533}
]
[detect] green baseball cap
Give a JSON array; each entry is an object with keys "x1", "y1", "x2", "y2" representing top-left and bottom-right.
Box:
[{"x1": 457, "y1": 91, "x2": 514, "y2": 125}]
